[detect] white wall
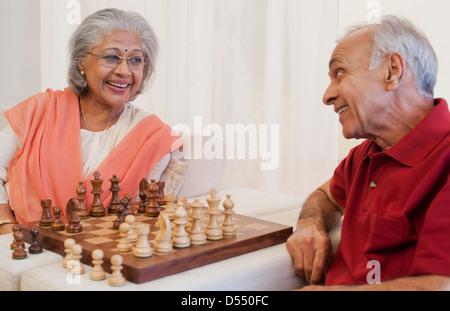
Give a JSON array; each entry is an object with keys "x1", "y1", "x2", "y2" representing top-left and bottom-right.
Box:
[
  {"x1": 0, "y1": 0, "x2": 41, "y2": 108},
  {"x1": 336, "y1": 0, "x2": 450, "y2": 160}
]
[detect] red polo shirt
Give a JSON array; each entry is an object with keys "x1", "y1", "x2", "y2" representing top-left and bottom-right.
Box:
[{"x1": 326, "y1": 98, "x2": 450, "y2": 285}]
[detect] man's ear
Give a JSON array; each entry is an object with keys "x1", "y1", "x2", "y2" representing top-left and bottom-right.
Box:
[{"x1": 385, "y1": 52, "x2": 405, "y2": 91}]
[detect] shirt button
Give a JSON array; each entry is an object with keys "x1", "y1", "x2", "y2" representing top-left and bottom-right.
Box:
[{"x1": 370, "y1": 181, "x2": 377, "y2": 189}]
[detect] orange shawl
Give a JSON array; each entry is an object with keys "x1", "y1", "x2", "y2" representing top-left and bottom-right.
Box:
[{"x1": 6, "y1": 88, "x2": 182, "y2": 223}]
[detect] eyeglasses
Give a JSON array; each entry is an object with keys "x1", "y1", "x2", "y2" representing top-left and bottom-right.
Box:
[{"x1": 87, "y1": 52, "x2": 147, "y2": 70}]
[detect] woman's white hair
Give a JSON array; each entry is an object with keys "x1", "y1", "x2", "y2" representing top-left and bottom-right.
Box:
[
  {"x1": 343, "y1": 15, "x2": 438, "y2": 98},
  {"x1": 67, "y1": 8, "x2": 158, "y2": 101}
]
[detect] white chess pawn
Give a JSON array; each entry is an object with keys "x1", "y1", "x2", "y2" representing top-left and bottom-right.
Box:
[
  {"x1": 189, "y1": 199, "x2": 207, "y2": 245},
  {"x1": 89, "y1": 249, "x2": 106, "y2": 280},
  {"x1": 133, "y1": 224, "x2": 153, "y2": 258},
  {"x1": 108, "y1": 254, "x2": 126, "y2": 286},
  {"x1": 117, "y1": 223, "x2": 133, "y2": 253},
  {"x1": 125, "y1": 215, "x2": 138, "y2": 243},
  {"x1": 62, "y1": 238, "x2": 75, "y2": 268},
  {"x1": 173, "y1": 201, "x2": 190, "y2": 248},
  {"x1": 68, "y1": 243, "x2": 85, "y2": 275},
  {"x1": 164, "y1": 193, "x2": 176, "y2": 220}
]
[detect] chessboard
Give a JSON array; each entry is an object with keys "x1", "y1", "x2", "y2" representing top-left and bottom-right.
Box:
[{"x1": 20, "y1": 202, "x2": 292, "y2": 284}]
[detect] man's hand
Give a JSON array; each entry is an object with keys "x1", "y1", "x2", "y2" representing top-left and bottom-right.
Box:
[{"x1": 286, "y1": 218, "x2": 333, "y2": 285}]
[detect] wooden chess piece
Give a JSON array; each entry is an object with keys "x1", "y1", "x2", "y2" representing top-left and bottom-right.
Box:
[
  {"x1": 108, "y1": 175, "x2": 121, "y2": 214},
  {"x1": 113, "y1": 204, "x2": 125, "y2": 229},
  {"x1": 206, "y1": 189, "x2": 223, "y2": 241},
  {"x1": 189, "y1": 199, "x2": 207, "y2": 245},
  {"x1": 125, "y1": 215, "x2": 138, "y2": 243},
  {"x1": 68, "y1": 243, "x2": 85, "y2": 275},
  {"x1": 51, "y1": 206, "x2": 65, "y2": 231},
  {"x1": 173, "y1": 201, "x2": 190, "y2": 249},
  {"x1": 139, "y1": 178, "x2": 149, "y2": 195},
  {"x1": 66, "y1": 198, "x2": 83, "y2": 233},
  {"x1": 154, "y1": 212, "x2": 173, "y2": 253},
  {"x1": 108, "y1": 254, "x2": 126, "y2": 286},
  {"x1": 123, "y1": 194, "x2": 134, "y2": 215},
  {"x1": 76, "y1": 181, "x2": 89, "y2": 219},
  {"x1": 117, "y1": 223, "x2": 133, "y2": 253},
  {"x1": 12, "y1": 231, "x2": 27, "y2": 260},
  {"x1": 145, "y1": 179, "x2": 160, "y2": 217},
  {"x1": 28, "y1": 227, "x2": 43, "y2": 254},
  {"x1": 164, "y1": 193, "x2": 176, "y2": 220},
  {"x1": 90, "y1": 249, "x2": 106, "y2": 280},
  {"x1": 221, "y1": 194, "x2": 237, "y2": 236},
  {"x1": 62, "y1": 238, "x2": 75, "y2": 268},
  {"x1": 10, "y1": 224, "x2": 21, "y2": 250},
  {"x1": 156, "y1": 181, "x2": 166, "y2": 206},
  {"x1": 133, "y1": 224, "x2": 153, "y2": 258},
  {"x1": 39, "y1": 199, "x2": 53, "y2": 227},
  {"x1": 89, "y1": 171, "x2": 106, "y2": 217},
  {"x1": 138, "y1": 191, "x2": 148, "y2": 214}
]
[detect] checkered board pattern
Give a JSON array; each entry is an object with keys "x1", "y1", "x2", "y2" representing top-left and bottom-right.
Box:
[{"x1": 21, "y1": 209, "x2": 292, "y2": 284}]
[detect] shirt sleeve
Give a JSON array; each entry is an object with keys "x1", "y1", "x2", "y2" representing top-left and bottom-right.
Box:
[{"x1": 0, "y1": 123, "x2": 21, "y2": 204}]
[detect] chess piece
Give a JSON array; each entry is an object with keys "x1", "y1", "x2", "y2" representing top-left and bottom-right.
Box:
[
  {"x1": 138, "y1": 191, "x2": 148, "y2": 214},
  {"x1": 154, "y1": 212, "x2": 173, "y2": 253},
  {"x1": 39, "y1": 199, "x2": 53, "y2": 227},
  {"x1": 68, "y1": 243, "x2": 85, "y2": 274},
  {"x1": 156, "y1": 181, "x2": 166, "y2": 206},
  {"x1": 76, "y1": 181, "x2": 89, "y2": 219},
  {"x1": 51, "y1": 206, "x2": 65, "y2": 231},
  {"x1": 222, "y1": 194, "x2": 237, "y2": 236},
  {"x1": 133, "y1": 224, "x2": 153, "y2": 258},
  {"x1": 117, "y1": 223, "x2": 133, "y2": 253},
  {"x1": 125, "y1": 215, "x2": 138, "y2": 243},
  {"x1": 189, "y1": 199, "x2": 207, "y2": 245},
  {"x1": 90, "y1": 249, "x2": 106, "y2": 280},
  {"x1": 12, "y1": 231, "x2": 27, "y2": 260},
  {"x1": 123, "y1": 194, "x2": 135, "y2": 215},
  {"x1": 113, "y1": 204, "x2": 125, "y2": 229},
  {"x1": 89, "y1": 171, "x2": 106, "y2": 217},
  {"x1": 10, "y1": 224, "x2": 21, "y2": 250},
  {"x1": 28, "y1": 227, "x2": 43, "y2": 254},
  {"x1": 145, "y1": 179, "x2": 160, "y2": 217},
  {"x1": 66, "y1": 198, "x2": 83, "y2": 233},
  {"x1": 108, "y1": 254, "x2": 126, "y2": 286},
  {"x1": 205, "y1": 189, "x2": 223, "y2": 241},
  {"x1": 173, "y1": 201, "x2": 190, "y2": 249},
  {"x1": 164, "y1": 193, "x2": 176, "y2": 220},
  {"x1": 108, "y1": 175, "x2": 121, "y2": 214},
  {"x1": 63, "y1": 238, "x2": 76, "y2": 268}
]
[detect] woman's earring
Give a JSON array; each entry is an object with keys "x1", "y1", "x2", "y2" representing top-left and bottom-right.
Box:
[{"x1": 80, "y1": 70, "x2": 85, "y2": 75}]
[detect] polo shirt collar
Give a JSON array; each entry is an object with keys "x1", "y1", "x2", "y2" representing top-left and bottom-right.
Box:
[{"x1": 366, "y1": 98, "x2": 450, "y2": 167}]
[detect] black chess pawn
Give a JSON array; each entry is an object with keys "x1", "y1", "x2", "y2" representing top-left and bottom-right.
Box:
[
  {"x1": 10, "y1": 224, "x2": 21, "y2": 250},
  {"x1": 28, "y1": 227, "x2": 43, "y2": 254},
  {"x1": 138, "y1": 191, "x2": 148, "y2": 214},
  {"x1": 12, "y1": 231, "x2": 27, "y2": 260},
  {"x1": 51, "y1": 206, "x2": 65, "y2": 231},
  {"x1": 113, "y1": 204, "x2": 125, "y2": 229}
]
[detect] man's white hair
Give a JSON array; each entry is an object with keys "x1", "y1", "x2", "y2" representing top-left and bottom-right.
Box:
[{"x1": 342, "y1": 15, "x2": 438, "y2": 98}]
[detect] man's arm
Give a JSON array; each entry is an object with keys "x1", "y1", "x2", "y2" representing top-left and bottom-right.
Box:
[
  {"x1": 286, "y1": 179, "x2": 344, "y2": 285},
  {"x1": 300, "y1": 274, "x2": 450, "y2": 291}
]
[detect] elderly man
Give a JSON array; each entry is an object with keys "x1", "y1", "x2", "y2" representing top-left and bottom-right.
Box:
[{"x1": 286, "y1": 15, "x2": 450, "y2": 290}]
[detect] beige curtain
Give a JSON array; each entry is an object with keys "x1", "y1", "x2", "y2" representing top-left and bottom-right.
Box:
[{"x1": 39, "y1": 0, "x2": 340, "y2": 198}]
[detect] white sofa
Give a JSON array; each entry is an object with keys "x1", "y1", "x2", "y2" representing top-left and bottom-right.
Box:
[{"x1": 0, "y1": 107, "x2": 342, "y2": 291}]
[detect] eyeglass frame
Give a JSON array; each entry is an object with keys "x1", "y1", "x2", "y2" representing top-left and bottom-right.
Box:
[{"x1": 87, "y1": 52, "x2": 148, "y2": 70}]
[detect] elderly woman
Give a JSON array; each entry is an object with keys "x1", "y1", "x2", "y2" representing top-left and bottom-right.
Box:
[{"x1": 0, "y1": 8, "x2": 182, "y2": 234}]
